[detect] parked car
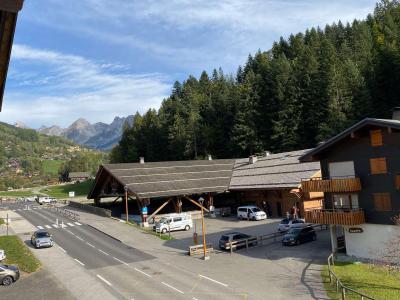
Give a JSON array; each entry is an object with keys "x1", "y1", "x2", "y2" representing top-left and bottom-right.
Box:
[
  {"x1": 25, "y1": 196, "x2": 36, "y2": 202},
  {"x1": 154, "y1": 213, "x2": 193, "y2": 234},
  {"x1": 31, "y1": 230, "x2": 53, "y2": 248},
  {"x1": 37, "y1": 197, "x2": 56, "y2": 204},
  {"x1": 0, "y1": 264, "x2": 20, "y2": 286},
  {"x1": 282, "y1": 226, "x2": 317, "y2": 246},
  {"x1": 219, "y1": 232, "x2": 257, "y2": 250},
  {"x1": 0, "y1": 249, "x2": 5, "y2": 261},
  {"x1": 277, "y1": 218, "x2": 307, "y2": 232},
  {"x1": 237, "y1": 205, "x2": 267, "y2": 220}
]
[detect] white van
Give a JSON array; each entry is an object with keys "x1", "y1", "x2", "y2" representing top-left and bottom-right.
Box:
[
  {"x1": 37, "y1": 197, "x2": 56, "y2": 204},
  {"x1": 154, "y1": 213, "x2": 193, "y2": 234},
  {"x1": 237, "y1": 206, "x2": 267, "y2": 221}
]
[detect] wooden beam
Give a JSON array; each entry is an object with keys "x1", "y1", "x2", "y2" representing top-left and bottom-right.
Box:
[
  {"x1": 112, "y1": 196, "x2": 121, "y2": 204},
  {"x1": 147, "y1": 198, "x2": 173, "y2": 222},
  {"x1": 184, "y1": 196, "x2": 210, "y2": 212}
]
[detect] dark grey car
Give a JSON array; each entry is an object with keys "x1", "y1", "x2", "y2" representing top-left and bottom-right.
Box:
[
  {"x1": 31, "y1": 230, "x2": 53, "y2": 248},
  {"x1": 0, "y1": 264, "x2": 20, "y2": 286}
]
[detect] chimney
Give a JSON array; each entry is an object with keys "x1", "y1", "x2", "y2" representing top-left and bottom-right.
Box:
[
  {"x1": 249, "y1": 155, "x2": 258, "y2": 164},
  {"x1": 392, "y1": 107, "x2": 400, "y2": 121},
  {"x1": 208, "y1": 154, "x2": 212, "y2": 161},
  {"x1": 265, "y1": 151, "x2": 271, "y2": 157},
  {"x1": 139, "y1": 157, "x2": 145, "y2": 164}
]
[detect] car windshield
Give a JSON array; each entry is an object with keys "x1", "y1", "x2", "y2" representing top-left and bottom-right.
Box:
[
  {"x1": 280, "y1": 219, "x2": 289, "y2": 224},
  {"x1": 251, "y1": 208, "x2": 261, "y2": 212},
  {"x1": 220, "y1": 235, "x2": 229, "y2": 241},
  {"x1": 287, "y1": 228, "x2": 302, "y2": 235},
  {"x1": 36, "y1": 232, "x2": 50, "y2": 238},
  {"x1": 159, "y1": 217, "x2": 168, "y2": 223}
]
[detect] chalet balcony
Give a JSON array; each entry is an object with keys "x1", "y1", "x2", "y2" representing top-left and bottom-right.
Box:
[
  {"x1": 304, "y1": 208, "x2": 365, "y2": 226},
  {"x1": 301, "y1": 177, "x2": 362, "y2": 193}
]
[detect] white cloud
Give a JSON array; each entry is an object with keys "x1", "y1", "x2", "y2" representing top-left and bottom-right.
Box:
[{"x1": 1, "y1": 44, "x2": 171, "y2": 127}]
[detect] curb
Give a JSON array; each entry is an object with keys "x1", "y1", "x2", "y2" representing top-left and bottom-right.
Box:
[{"x1": 86, "y1": 224, "x2": 122, "y2": 243}]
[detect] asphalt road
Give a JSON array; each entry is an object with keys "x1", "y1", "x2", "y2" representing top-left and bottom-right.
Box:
[{"x1": 3, "y1": 201, "x2": 248, "y2": 300}]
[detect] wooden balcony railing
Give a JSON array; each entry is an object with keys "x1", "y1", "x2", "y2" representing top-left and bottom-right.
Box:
[
  {"x1": 304, "y1": 209, "x2": 365, "y2": 226},
  {"x1": 301, "y1": 177, "x2": 361, "y2": 193}
]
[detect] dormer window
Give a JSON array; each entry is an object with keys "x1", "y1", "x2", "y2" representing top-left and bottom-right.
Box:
[{"x1": 370, "y1": 130, "x2": 383, "y2": 146}]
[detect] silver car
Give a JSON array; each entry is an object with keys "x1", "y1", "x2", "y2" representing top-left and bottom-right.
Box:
[
  {"x1": 0, "y1": 264, "x2": 20, "y2": 286},
  {"x1": 31, "y1": 230, "x2": 53, "y2": 248}
]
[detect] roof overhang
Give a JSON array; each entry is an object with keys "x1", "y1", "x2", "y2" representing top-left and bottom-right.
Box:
[
  {"x1": 299, "y1": 118, "x2": 400, "y2": 162},
  {"x1": 0, "y1": 0, "x2": 24, "y2": 111}
]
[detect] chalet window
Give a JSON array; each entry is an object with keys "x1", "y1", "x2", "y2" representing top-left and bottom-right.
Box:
[
  {"x1": 370, "y1": 130, "x2": 383, "y2": 146},
  {"x1": 370, "y1": 157, "x2": 387, "y2": 174},
  {"x1": 396, "y1": 175, "x2": 400, "y2": 190},
  {"x1": 373, "y1": 193, "x2": 392, "y2": 211}
]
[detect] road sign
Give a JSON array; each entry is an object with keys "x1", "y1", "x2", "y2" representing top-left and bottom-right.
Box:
[{"x1": 69, "y1": 191, "x2": 75, "y2": 198}]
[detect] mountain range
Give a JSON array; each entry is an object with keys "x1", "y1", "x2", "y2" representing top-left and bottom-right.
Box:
[{"x1": 37, "y1": 116, "x2": 134, "y2": 150}]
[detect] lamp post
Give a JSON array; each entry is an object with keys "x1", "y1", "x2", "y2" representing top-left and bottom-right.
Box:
[
  {"x1": 198, "y1": 197, "x2": 209, "y2": 260},
  {"x1": 124, "y1": 186, "x2": 129, "y2": 223}
]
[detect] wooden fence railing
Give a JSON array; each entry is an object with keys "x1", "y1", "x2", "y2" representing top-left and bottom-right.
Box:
[
  {"x1": 301, "y1": 177, "x2": 362, "y2": 192},
  {"x1": 304, "y1": 209, "x2": 365, "y2": 226}
]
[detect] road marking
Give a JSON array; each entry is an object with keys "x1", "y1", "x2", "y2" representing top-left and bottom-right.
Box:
[
  {"x1": 52, "y1": 224, "x2": 59, "y2": 228},
  {"x1": 161, "y1": 282, "x2": 184, "y2": 294},
  {"x1": 74, "y1": 259, "x2": 85, "y2": 266},
  {"x1": 67, "y1": 223, "x2": 75, "y2": 227},
  {"x1": 113, "y1": 257, "x2": 128, "y2": 265},
  {"x1": 37, "y1": 226, "x2": 44, "y2": 229},
  {"x1": 74, "y1": 222, "x2": 82, "y2": 225},
  {"x1": 75, "y1": 235, "x2": 84, "y2": 241},
  {"x1": 12, "y1": 209, "x2": 16, "y2": 212},
  {"x1": 193, "y1": 298, "x2": 199, "y2": 300},
  {"x1": 86, "y1": 242, "x2": 95, "y2": 248},
  {"x1": 66, "y1": 230, "x2": 74, "y2": 235},
  {"x1": 58, "y1": 246, "x2": 66, "y2": 253},
  {"x1": 96, "y1": 274, "x2": 112, "y2": 286},
  {"x1": 45, "y1": 225, "x2": 52, "y2": 229},
  {"x1": 98, "y1": 249, "x2": 109, "y2": 256},
  {"x1": 134, "y1": 268, "x2": 152, "y2": 278},
  {"x1": 199, "y1": 275, "x2": 228, "y2": 287}
]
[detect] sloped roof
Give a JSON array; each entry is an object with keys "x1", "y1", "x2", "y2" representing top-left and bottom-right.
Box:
[
  {"x1": 229, "y1": 149, "x2": 320, "y2": 190},
  {"x1": 300, "y1": 118, "x2": 400, "y2": 162},
  {"x1": 88, "y1": 159, "x2": 235, "y2": 199}
]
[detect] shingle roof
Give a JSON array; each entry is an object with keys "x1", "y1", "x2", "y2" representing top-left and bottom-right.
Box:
[
  {"x1": 90, "y1": 159, "x2": 235, "y2": 199},
  {"x1": 230, "y1": 149, "x2": 320, "y2": 190},
  {"x1": 300, "y1": 118, "x2": 400, "y2": 162}
]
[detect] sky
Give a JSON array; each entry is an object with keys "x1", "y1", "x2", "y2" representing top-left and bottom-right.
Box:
[{"x1": 0, "y1": 0, "x2": 377, "y2": 128}]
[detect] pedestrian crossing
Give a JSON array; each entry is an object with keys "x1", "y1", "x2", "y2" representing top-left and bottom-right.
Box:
[
  {"x1": 36, "y1": 222, "x2": 82, "y2": 230},
  {"x1": 12, "y1": 207, "x2": 43, "y2": 211}
]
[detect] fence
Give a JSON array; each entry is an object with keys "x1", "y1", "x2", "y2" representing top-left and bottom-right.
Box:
[
  {"x1": 68, "y1": 201, "x2": 112, "y2": 218},
  {"x1": 327, "y1": 253, "x2": 375, "y2": 300},
  {"x1": 45, "y1": 203, "x2": 80, "y2": 221},
  {"x1": 226, "y1": 224, "x2": 328, "y2": 254}
]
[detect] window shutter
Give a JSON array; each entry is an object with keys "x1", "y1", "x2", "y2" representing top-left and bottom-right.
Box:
[
  {"x1": 396, "y1": 175, "x2": 400, "y2": 190},
  {"x1": 370, "y1": 130, "x2": 383, "y2": 146},
  {"x1": 370, "y1": 158, "x2": 387, "y2": 174},
  {"x1": 373, "y1": 193, "x2": 391, "y2": 211}
]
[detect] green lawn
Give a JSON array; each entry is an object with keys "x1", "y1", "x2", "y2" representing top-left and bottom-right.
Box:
[
  {"x1": 0, "y1": 218, "x2": 4, "y2": 225},
  {"x1": 0, "y1": 190, "x2": 35, "y2": 197},
  {"x1": 42, "y1": 160, "x2": 64, "y2": 175},
  {"x1": 40, "y1": 179, "x2": 94, "y2": 198},
  {"x1": 322, "y1": 261, "x2": 400, "y2": 300},
  {"x1": 0, "y1": 236, "x2": 41, "y2": 273}
]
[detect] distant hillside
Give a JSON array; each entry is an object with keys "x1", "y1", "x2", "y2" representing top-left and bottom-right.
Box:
[
  {"x1": 38, "y1": 115, "x2": 134, "y2": 150},
  {"x1": 0, "y1": 121, "x2": 102, "y2": 191}
]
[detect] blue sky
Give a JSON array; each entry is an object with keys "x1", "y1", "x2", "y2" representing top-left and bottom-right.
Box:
[{"x1": 0, "y1": 0, "x2": 377, "y2": 128}]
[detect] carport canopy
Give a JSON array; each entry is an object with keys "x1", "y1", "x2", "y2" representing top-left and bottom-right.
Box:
[{"x1": 88, "y1": 159, "x2": 235, "y2": 201}]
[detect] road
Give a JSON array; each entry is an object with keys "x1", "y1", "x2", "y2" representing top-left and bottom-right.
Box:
[{"x1": 2, "y1": 201, "x2": 249, "y2": 300}]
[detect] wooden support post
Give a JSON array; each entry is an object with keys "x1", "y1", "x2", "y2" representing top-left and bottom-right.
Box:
[
  {"x1": 147, "y1": 198, "x2": 172, "y2": 223},
  {"x1": 124, "y1": 187, "x2": 129, "y2": 223},
  {"x1": 184, "y1": 196, "x2": 210, "y2": 212}
]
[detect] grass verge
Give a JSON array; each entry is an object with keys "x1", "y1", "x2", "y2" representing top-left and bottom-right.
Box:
[
  {"x1": 0, "y1": 236, "x2": 41, "y2": 273},
  {"x1": 0, "y1": 218, "x2": 4, "y2": 225},
  {"x1": 40, "y1": 179, "x2": 93, "y2": 198},
  {"x1": 124, "y1": 220, "x2": 174, "y2": 241},
  {"x1": 322, "y1": 261, "x2": 400, "y2": 300},
  {"x1": 0, "y1": 190, "x2": 35, "y2": 197}
]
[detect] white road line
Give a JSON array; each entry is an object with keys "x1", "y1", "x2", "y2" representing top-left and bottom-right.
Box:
[
  {"x1": 12, "y1": 209, "x2": 16, "y2": 212},
  {"x1": 98, "y1": 249, "x2": 109, "y2": 256},
  {"x1": 161, "y1": 282, "x2": 184, "y2": 294},
  {"x1": 75, "y1": 235, "x2": 84, "y2": 241},
  {"x1": 67, "y1": 223, "x2": 75, "y2": 227},
  {"x1": 45, "y1": 225, "x2": 52, "y2": 229},
  {"x1": 96, "y1": 274, "x2": 112, "y2": 286},
  {"x1": 113, "y1": 257, "x2": 128, "y2": 265},
  {"x1": 134, "y1": 268, "x2": 152, "y2": 278},
  {"x1": 199, "y1": 275, "x2": 228, "y2": 287},
  {"x1": 37, "y1": 226, "x2": 44, "y2": 229},
  {"x1": 52, "y1": 224, "x2": 59, "y2": 228},
  {"x1": 86, "y1": 242, "x2": 95, "y2": 248},
  {"x1": 74, "y1": 259, "x2": 85, "y2": 266},
  {"x1": 74, "y1": 222, "x2": 82, "y2": 225},
  {"x1": 193, "y1": 298, "x2": 199, "y2": 300},
  {"x1": 58, "y1": 246, "x2": 66, "y2": 253}
]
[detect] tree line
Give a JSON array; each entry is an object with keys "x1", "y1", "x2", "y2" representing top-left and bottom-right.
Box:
[{"x1": 110, "y1": 0, "x2": 400, "y2": 163}]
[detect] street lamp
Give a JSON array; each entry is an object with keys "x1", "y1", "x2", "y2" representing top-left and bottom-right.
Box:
[
  {"x1": 198, "y1": 197, "x2": 209, "y2": 260},
  {"x1": 124, "y1": 186, "x2": 129, "y2": 223}
]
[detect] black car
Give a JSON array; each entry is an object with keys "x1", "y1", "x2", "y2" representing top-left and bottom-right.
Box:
[
  {"x1": 219, "y1": 232, "x2": 257, "y2": 250},
  {"x1": 282, "y1": 226, "x2": 316, "y2": 246}
]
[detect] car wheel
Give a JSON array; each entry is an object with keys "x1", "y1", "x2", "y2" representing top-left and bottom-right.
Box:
[
  {"x1": 238, "y1": 215, "x2": 242, "y2": 220},
  {"x1": 184, "y1": 225, "x2": 190, "y2": 231},
  {"x1": 296, "y1": 240, "x2": 301, "y2": 246},
  {"x1": 2, "y1": 276, "x2": 13, "y2": 286},
  {"x1": 161, "y1": 228, "x2": 167, "y2": 234},
  {"x1": 252, "y1": 216, "x2": 256, "y2": 221},
  {"x1": 35, "y1": 242, "x2": 40, "y2": 248}
]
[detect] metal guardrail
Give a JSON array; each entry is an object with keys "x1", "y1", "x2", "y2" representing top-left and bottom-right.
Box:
[
  {"x1": 226, "y1": 224, "x2": 328, "y2": 254},
  {"x1": 327, "y1": 253, "x2": 375, "y2": 300},
  {"x1": 45, "y1": 204, "x2": 80, "y2": 221},
  {"x1": 68, "y1": 201, "x2": 112, "y2": 218}
]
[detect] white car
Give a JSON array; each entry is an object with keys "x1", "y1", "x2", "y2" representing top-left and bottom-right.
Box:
[
  {"x1": 154, "y1": 213, "x2": 193, "y2": 234},
  {"x1": 277, "y1": 218, "x2": 307, "y2": 232},
  {"x1": 37, "y1": 197, "x2": 56, "y2": 204},
  {"x1": 237, "y1": 206, "x2": 267, "y2": 220},
  {"x1": 0, "y1": 250, "x2": 5, "y2": 261}
]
